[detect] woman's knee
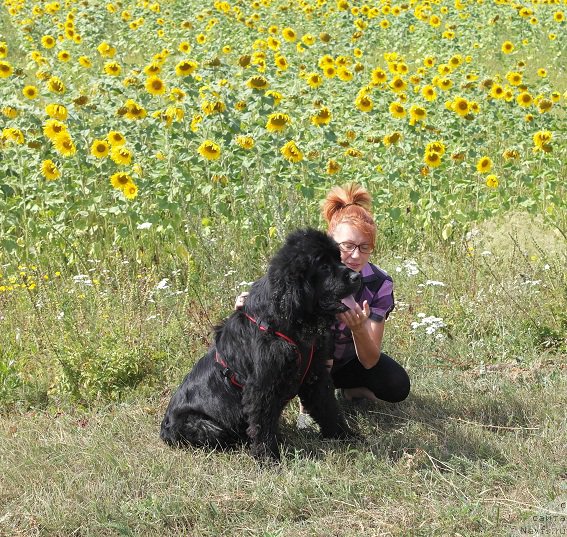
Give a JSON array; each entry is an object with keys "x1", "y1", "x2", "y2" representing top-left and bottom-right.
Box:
[{"x1": 374, "y1": 360, "x2": 411, "y2": 403}]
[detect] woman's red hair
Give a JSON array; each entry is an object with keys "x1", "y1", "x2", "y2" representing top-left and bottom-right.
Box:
[{"x1": 321, "y1": 183, "x2": 376, "y2": 245}]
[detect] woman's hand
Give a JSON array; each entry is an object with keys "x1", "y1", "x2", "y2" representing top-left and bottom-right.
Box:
[
  {"x1": 234, "y1": 291, "x2": 249, "y2": 310},
  {"x1": 337, "y1": 300, "x2": 370, "y2": 333}
]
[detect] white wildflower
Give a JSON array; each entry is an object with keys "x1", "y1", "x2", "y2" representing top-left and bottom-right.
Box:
[{"x1": 72, "y1": 275, "x2": 93, "y2": 286}]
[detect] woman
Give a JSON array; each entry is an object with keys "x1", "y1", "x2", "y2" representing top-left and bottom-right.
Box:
[
  {"x1": 321, "y1": 183, "x2": 410, "y2": 406},
  {"x1": 236, "y1": 183, "x2": 410, "y2": 424}
]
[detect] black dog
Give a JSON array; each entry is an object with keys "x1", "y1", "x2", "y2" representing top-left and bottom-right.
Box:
[{"x1": 160, "y1": 228, "x2": 361, "y2": 461}]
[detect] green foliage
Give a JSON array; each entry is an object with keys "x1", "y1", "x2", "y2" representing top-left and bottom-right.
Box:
[
  {"x1": 56, "y1": 343, "x2": 163, "y2": 403},
  {"x1": 0, "y1": 351, "x2": 22, "y2": 405}
]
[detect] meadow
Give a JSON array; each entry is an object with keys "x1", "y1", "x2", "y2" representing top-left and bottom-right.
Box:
[{"x1": 0, "y1": 0, "x2": 566, "y2": 534}]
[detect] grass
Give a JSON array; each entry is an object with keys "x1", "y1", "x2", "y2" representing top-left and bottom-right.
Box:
[
  {"x1": 1, "y1": 366, "x2": 565, "y2": 536},
  {"x1": 1, "y1": 217, "x2": 566, "y2": 536}
]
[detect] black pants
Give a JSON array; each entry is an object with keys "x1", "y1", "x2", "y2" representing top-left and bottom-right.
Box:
[{"x1": 331, "y1": 353, "x2": 410, "y2": 403}]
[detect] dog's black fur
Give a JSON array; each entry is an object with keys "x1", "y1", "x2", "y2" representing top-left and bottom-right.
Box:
[{"x1": 160, "y1": 228, "x2": 361, "y2": 461}]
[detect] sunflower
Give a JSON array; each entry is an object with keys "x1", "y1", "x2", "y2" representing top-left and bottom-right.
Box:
[
  {"x1": 476, "y1": 156, "x2": 493, "y2": 173},
  {"x1": 389, "y1": 101, "x2": 406, "y2": 119},
  {"x1": 78, "y1": 56, "x2": 92, "y2": 68},
  {"x1": 178, "y1": 41, "x2": 191, "y2": 53},
  {"x1": 108, "y1": 131, "x2": 126, "y2": 146},
  {"x1": 266, "y1": 112, "x2": 291, "y2": 132},
  {"x1": 175, "y1": 59, "x2": 198, "y2": 77},
  {"x1": 41, "y1": 159, "x2": 60, "y2": 180},
  {"x1": 502, "y1": 149, "x2": 520, "y2": 160},
  {"x1": 57, "y1": 50, "x2": 71, "y2": 62},
  {"x1": 110, "y1": 145, "x2": 133, "y2": 165},
  {"x1": 91, "y1": 139, "x2": 110, "y2": 158},
  {"x1": 47, "y1": 76, "x2": 65, "y2": 93},
  {"x1": 409, "y1": 105, "x2": 427, "y2": 125},
  {"x1": 345, "y1": 147, "x2": 363, "y2": 158},
  {"x1": 553, "y1": 11, "x2": 564, "y2": 22},
  {"x1": 282, "y1": 27, "x2": 297, "y2": 42},
  {"x1": 235, "y1": 135, "x2": 255, "y2": 150},
  {"x1": 1, "y1": 106, "x2": 18, "y2": 119},
  {"x1": 145, "y1": 76, "x2": 166, "y2": 96},
  {"x1": 97, "y1": 42, "x2": 116, "y2": 58},
  {"x1": 41, "y1": 35, "x2": 56, "y2": 49},
  {"x1": 306, "y1": 72, "x2": 323, "y2": 89},
  {"x1": 485, "y1": 175, "x2": 499, "y2": 188},
  {"x1": 267, "y1": 37, "x2": 280, "y2": 51},
  {"x1": 2, "y1": 128, "x2": 24, "y2": 145},
  {"x1": 501, "y1": 41, "x2": 514, "y2": 54},
  {"x1": 371, "y1": 67, "x2": 387, "y2": 85},
  {"x1": 53, "y1": 134, "x2": 77, "y2": 157},
  {"x1": 266, "y1": 90, "x2": 282, "y2": 106},
  {"x1": 110, "y1": 171, "x2": 132, "y2": 190},
  {"x1": 452, "y1": 96, "x2": 470, "y2": 117},
  {"x1": 22, "y1": 85, "x2": 39, "y2": 99},
  {"x1": 246, "y1": 75, "x2": 269, "y2": 90},
  {"x1": 102, "y1": 61, "x2": 121, "y2": 76},
  {"x1": 355, "y1": 93, "x2": 373, "y2": 112},
  {"x1": 423, "y1": 151, "x2": 442, "y2": 168},
  {"x1": 426, "y1": 141, "x2": 446, "y2": 156},
  {"x1": 537, "y1": 68, "x2": 547, "y2": 78},
  {"x1": 421, "y1": 85, "x2": 437, "y2": 101},
  {"x1": 537, "y1": 99, "x2": 553, "y2": 114},
  {"x1": 382, "y1": 131, "x2": 402, "y2": 146},
  {"x1": 123, "y1": 99, "x2": 147, "y2": 120},
  {"x1": 533, "y1": 130, "x2": 552, "y2": 152},
  {"x1": 275, "y1": 55, "x2": 288, "y2": 71},
  {"x1": 516, "y1": 92, "x2": 533, "y2": 108},
  {"x1": 280, "y1": 140, "x2": 303, "y2": 162},
  {"x1": 0, "y1": 61, "x2": 13, "y2": 78},
  {"x1": 123, "y1": 182, "x2": 138, "y2": 199},
  {"x1": 490, "y1": 84, "x2": 505, "y2": 99},
  {"x1": 337, "y1": 68, "x2": 353, "y2": 82},
  {"x1": 438, "y1": 77, "x2": 453, "y2": 91},
  {"x1": 429, "y1": 14, "x2": 441, "y2": 27},
  {"x1": 201, "y1": 100, "x2": 226, "y2": 115},
  {"x1": 43, "y1": 119, "x2": 68, "y2": 140},
  {"x1": 198, "y1": 140, "x2": 221, "y2": 160},
  {"x1": 45, "y1": 103, "x2": 67, "y2": 120},
  {"x1": 506, "y1": 71, "x2": 522, "y2": 86},
  {"x1": 389, "y1": 76, "x2": 407, "y2": 93},
  {"x1": 323, "y1": 65, "x2": 336, "y2": 78},
  {"x1": 311, "y1": 106, "x2": 332, "y2": 126},
  {"x1": 326, "y1": 159, "x2": 341, "y2": 174}
]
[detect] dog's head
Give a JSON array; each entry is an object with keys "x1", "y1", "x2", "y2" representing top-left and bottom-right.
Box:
[{"x1": 267, "y1": 228, "x2": 361, "y2": 324}]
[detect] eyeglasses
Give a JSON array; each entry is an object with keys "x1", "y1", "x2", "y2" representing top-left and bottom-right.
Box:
[{"x1": 338, "y1": 241, "x2": 374, "y2": 254}]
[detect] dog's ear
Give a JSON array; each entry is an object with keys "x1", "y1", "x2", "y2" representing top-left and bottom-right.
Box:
[{"x1": 277, "y1": 275, "x2": 315, "y2": 322}]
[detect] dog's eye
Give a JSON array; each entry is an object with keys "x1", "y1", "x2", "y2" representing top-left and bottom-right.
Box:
[{"x1": 320, "y1": 264, "x2": 333, "y2": 274}]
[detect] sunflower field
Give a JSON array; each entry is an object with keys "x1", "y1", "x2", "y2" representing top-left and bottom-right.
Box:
[
  {"x1": 0, "y1": 0, "x2": 565, "y2": 261},
  {"x1": 1, "y1": 1, "x2": 567, "y2": 534}
]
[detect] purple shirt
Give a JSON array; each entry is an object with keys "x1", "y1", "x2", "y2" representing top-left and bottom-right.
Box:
[{"x1": 332, "y1": 262, "x2": 394, "y2": 368}]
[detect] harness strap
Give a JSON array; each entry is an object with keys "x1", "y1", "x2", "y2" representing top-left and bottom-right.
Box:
[
  {"x1": 214, "y1": 352, "x2": 245, "y2": 389},
  {"x1": 214, "y1": 313, "x2": 315, "y2": 391}
]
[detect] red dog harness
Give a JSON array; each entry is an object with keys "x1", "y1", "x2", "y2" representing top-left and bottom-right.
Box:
[{"x1": 214, "y1": 313, "x2": 315, "y2": 392}]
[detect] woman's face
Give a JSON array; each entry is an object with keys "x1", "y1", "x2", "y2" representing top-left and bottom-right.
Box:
[{"x1": 331, "y1": 222, "x2": 373, "y2": 273}]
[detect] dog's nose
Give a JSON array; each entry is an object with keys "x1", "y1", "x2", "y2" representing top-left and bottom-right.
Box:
[{"x1": 348, "y1": 270, "x2": 361, "y2": 284}]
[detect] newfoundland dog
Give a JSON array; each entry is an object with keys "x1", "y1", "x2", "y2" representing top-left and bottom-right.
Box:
[{"x1": 160, "y1": 228, "x2": 361, "y2": 461}]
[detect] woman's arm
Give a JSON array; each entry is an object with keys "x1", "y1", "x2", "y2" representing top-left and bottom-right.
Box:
[{"x1": 337, "y1": 300, "x2": 385, "y2": 369}]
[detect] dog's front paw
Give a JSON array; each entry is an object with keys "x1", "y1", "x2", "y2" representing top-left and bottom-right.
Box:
[
  {"x1": 321, "y1": 423, "x2": 361, "y2": 442},
  {"x1": 250, "y1": 440, "x2": 281, "y2": 464}
]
